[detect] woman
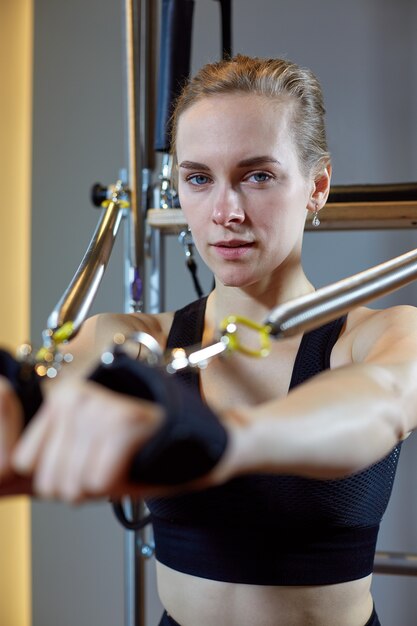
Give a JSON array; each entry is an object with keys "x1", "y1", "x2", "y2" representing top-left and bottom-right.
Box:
[{"x1": 2, "y1": 55, "x2": 417, "y2": 626}]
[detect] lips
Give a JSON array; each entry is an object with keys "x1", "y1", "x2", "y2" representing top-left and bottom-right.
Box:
[
  {"x1": 212, "y1": 239, "x2": 254, "y2": 247},
  {"x1": 211, "y1": 239, "x2": 255, "y2": 259}
]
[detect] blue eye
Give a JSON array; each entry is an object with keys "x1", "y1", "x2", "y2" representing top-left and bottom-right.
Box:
[
  {"x1": 248, "y1": 171, "x2": 271, "y2": 183},
  {"x1": 188, "y1": 174, "x2": 210, "y2": 186}
]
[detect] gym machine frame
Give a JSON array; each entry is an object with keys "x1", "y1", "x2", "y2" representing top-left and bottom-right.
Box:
[{"x1": 40, "y1": 1, "x2": 417, "y2": 625}]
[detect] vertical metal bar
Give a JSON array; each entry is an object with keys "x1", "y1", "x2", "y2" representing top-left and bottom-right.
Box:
[
  {"x1": 124, "y1": 2, "x2": 145, "y2": 622},
  {"x1": 123, "y1": 501, "x2": 146, "y2": 626},
  {"x1": 124, "y1": 0, "x2": 156, "y2": 314},
  {"x1": 125, "y1": 0, "x2": 143, "y2": 311},
  {"x1": 149, "y1": 227, "x2": 166, "y2": 313},
  {"x1": 123, "y1": 1, "x2": 157, "y2": 625}
]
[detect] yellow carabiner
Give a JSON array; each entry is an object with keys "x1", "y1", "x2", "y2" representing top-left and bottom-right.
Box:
[
  {"x1": 52, "y1": 321, "x2": 75, "y2": 344},
  {"x1": 35, "y1": 321, "x2": 75, "y2": 363},
  {"x1": 101, "y1": 199, "x2": 130, "y2": 209},
  {"x1": 219, "y1": 315, "x2": 272, "y2": 358}
]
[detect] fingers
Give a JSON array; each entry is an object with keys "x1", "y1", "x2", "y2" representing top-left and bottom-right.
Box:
[
  {"x1": 82, "y1": 400, "x2": 162, "y2": 495},
  {"x1": 12, "y1": 380, "x2": 163, "y2": 503},
  {"x1": 0, "y1": 377, "x2": 24, "y2": 478},
  {"x1": 12, "y1": 402, "x2": 51, "y2": 475}
]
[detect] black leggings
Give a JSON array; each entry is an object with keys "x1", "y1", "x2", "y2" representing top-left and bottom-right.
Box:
[
  {"x1": 365, "y1": 605, "x2": 381, "y2": 626},
  {"x1": 158, "y1": 606, "x2": 381, "y2": 626},
  {"x1": 158, "y1": 612, "x2": 180, "y2": 626}
]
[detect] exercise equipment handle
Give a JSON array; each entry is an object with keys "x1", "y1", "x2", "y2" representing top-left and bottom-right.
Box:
[
  {"x1": 265, "y1": 247, "x2": 417, "y2": 337},
  {"x1": 47, "y1": 188, "x2": 125, "y2": 338}
]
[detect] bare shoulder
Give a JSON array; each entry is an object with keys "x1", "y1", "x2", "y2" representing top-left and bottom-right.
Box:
[
  {"x1": 88, "y1": 310, "x2": 175, "y2": 350},
  {"x1": 130, "y1": 311, "x2": 175, "y2": 347},
  {"x1": 331, "y1": 304, "x2": 417, "y2": 367},
  {"x1": 61, "y1": 310, "x2": 175, "y2": 376}
]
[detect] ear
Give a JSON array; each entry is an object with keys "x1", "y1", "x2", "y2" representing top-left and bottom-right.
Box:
[{"x1": 307, "y1": 163, "x2": 332, "y2": 214}]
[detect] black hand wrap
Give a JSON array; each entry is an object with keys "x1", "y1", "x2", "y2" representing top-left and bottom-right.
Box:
[
  {"x1": 0, "y1": 349, "x2": 43, "y2": 426},
  {"x1": 89, "y1": 353, "x2": 228, "y2": 486}
]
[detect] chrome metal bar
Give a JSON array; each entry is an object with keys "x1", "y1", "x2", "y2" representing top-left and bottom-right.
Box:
[
  {"x1": 265, "y1": 248, "x2": 417, "y2": 337},
  {"x1": 125, "y1": 0, "x2": 142, "y2": 311},
  {"x1": 124, "y1": 500, "x2": 146, "y2": 626},
  {"x1": 125, "y1": 0, "x2": 156, "y2": 312},
  {"x1": 374, "y1": 551, "x2": 417, "y2": 577},
  {"x1": 123, "y1": 1, "x2": 157, "y2": 625},
  {"x1": 46, "y1": 196, "x2": 124, "y2": 336},
  {"x1": 149, "y1": 227, "x2": 166, "y2": 314}
]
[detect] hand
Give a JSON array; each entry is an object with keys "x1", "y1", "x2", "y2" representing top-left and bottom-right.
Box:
[
  {"x1": 12, "y1": 379, "x2": 164, "y2": 502},
  {"x1": 0, "y1": 376, "x2": 32, "y2": 495}
]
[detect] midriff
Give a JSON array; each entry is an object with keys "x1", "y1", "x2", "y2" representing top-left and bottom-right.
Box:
[{"x1": 156, "y1": 562, "x2": 374, "y2": 626}]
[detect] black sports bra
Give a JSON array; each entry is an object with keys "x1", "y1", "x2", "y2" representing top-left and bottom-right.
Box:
[{"x1": 146, "y1": 297, "x2": 401, "y2": 585}]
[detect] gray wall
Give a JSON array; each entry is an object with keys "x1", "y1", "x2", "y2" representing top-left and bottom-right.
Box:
[
  {"x1": 30, "y1": 0, "x2": 417, "y2": 624},
  {"x1": 31, "y1": 2, "x2": 126, "y2": 625}
]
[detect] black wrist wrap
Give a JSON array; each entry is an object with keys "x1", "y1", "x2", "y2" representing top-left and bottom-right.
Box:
[
  {"x1": 89, "y1": 353, "x2": 228, "y2": 486},
  {"x1": 0, "y1": 349, "x2": 43, "y2": 426}
]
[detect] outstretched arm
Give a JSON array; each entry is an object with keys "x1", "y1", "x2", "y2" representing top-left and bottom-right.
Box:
[
  {"x1": 0, "y1": 310, "x2": 170, "y2": 496},
  {"x1": 6, "y1": 305, "x2": 417, "y2": 501},
  {"x1": 216, "y1": 305, "x2": 417, "y2": 483},
  {"x1": 0, "y1": 376, "x2": 32, "y2": 494},
  {"x1": 12, "y1": 353, "x2": 228, "y2": 501}
]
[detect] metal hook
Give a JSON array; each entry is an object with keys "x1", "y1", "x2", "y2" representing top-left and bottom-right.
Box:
[{"x1": 178, "y1": 229, "x2": 194, "y2": 258}]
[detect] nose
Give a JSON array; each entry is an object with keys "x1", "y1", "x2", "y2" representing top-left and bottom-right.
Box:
[{"x1": 212, "y1": 187, "x2": 245, "y2": 226}]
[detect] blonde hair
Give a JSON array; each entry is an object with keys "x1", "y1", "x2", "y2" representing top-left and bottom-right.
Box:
[{"x1": 171, "y1": 54, "x2": 330, "y2": 177}]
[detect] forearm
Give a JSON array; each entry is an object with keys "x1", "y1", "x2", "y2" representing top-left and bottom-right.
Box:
[
  {"x1": 12, "y1": 353, "x2": 229, "y2": 500},
  {"x1": 5, "y1": 337, "x2": 415, "y2": 499},
  {"x1": 218, "y1": 362, "x2": 410, "y2": 482}
]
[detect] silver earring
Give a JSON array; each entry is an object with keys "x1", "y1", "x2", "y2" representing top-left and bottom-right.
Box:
[{"x1": 312, "y1": 204, "x2": 320, "y2": 228}]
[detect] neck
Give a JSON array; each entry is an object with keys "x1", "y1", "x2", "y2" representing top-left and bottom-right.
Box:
[{"x1": 207, "y1": 264, "x2": 315, "y2": 331}]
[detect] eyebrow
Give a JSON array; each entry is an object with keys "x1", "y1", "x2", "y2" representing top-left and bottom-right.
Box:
[
  {"x1": 179, "y1": 161, "x2": 210, "y2": 171},
  {"x1": 237, "y1": 156, "x2": 281, "y2": 168},
  {"x1": 179, "y1": 156, "x2": 281, "y2": 170}
]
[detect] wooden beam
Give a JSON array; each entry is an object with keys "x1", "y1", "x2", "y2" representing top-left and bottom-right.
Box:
[
  {"x1": 306, "y1": 201, "x2": 417, "y2": 230},
  {"x1": 147, "y1": 201, "x2": 417, "y2": 232}
]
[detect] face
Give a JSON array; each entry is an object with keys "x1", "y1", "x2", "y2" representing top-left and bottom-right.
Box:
[{"x1": 176, "y1": 93, "x2": 315, "y2": 290}]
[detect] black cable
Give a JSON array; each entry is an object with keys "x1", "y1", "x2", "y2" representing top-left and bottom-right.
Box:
[
  {"x1": 112, "y1": 501, "x2": 151, "y2": 531},
  {"x1": 186, "y1": 257, "x2": 204, "y2": 298}
]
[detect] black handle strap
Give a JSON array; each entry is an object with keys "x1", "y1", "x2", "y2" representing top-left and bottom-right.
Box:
[
  {"x1": 0, "y1": 350, "x2": 43, "y2": 427},
  {"x1": 89, "y1": 353, "x2": 228, "y2": 486}
]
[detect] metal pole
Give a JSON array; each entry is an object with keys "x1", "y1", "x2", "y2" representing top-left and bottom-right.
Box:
[
  {"x1": 265, "y1": 247, "x2": 417, "y2": 338},
  {"x1": 124, "y1": 0, "x2": 156, "y2": 314},
  {"x1": 46, "y1": 191, "x2": 125, "y2": 336},
  {"x1": 123, "y1": 1, "x2": 157, "y2": 625},
  {"x1": 149, "y1": 227, "x2": 166, "y2": 313},
  {"x1": 374, "y1": 551, "x2": 417, "y2": 577},
  {"x1": 124, "y1": 502, "x2": 146, "y2": 626}
]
